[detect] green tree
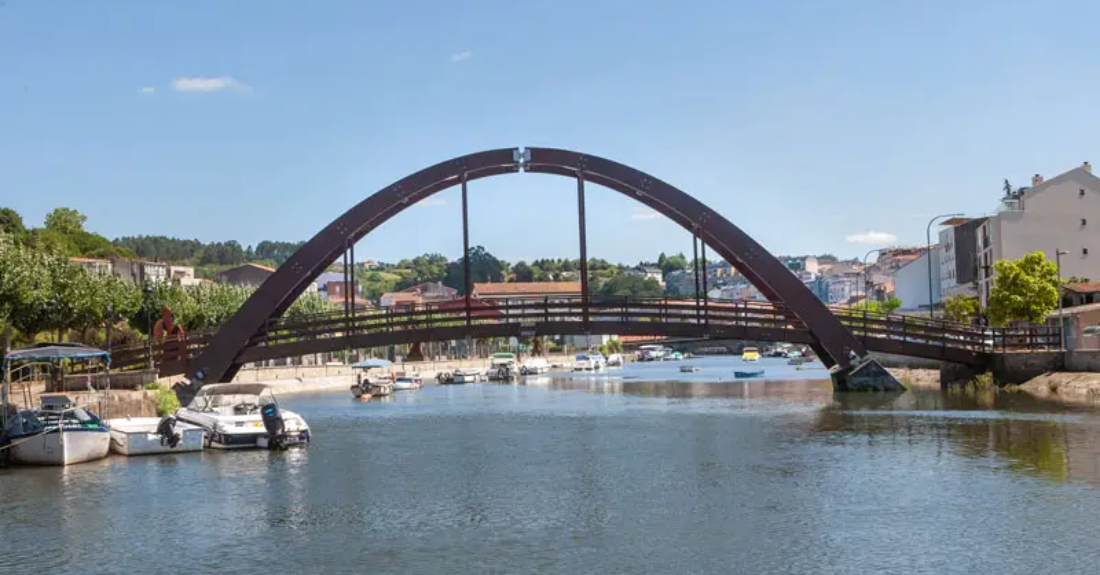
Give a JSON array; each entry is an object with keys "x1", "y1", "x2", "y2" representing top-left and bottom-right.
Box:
[
  {"x1": 394, "y1": 253, "x2": 448, "y2": 290},
  {"x1": 0, "y1": 207, "x2": 26, "y2": 241},
  {"x1": 443, "y1": 246, "x2": 505, "y2": 294},
  {"x1": 598, "y1": 275, "x2": 664, "y2": 298},
  {"x1": 287, "y1": 291, "x2": 337, "y2": 318},
  {"x1": 44, "y1": 207, "x2": 87, "y2": 236},
  {"x1": 988, "y1": 251, "x2": 1059, "y2": 325},
  {"x1": 513, "y1": 261, "x2": 534, "y2": 282},
  {"x1": 660, "y1": 253, "x2": 688, "y2": 277},
  {"x1": 943, "y1": 295, "x2": 981, "y2": 323}
]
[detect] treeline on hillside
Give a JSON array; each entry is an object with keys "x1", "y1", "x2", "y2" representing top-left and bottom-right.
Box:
[
  {"x1": 0, "y1": 206, "x2": 135, "y2": 260},
  {"x1": 113, "y1": 236, "x2": 305, "y2": 267}
]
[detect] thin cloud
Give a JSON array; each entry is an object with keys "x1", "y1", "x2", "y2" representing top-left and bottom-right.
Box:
[
  {"x1": 139, "y1": 86, "x2": 155, "y2": 94},
  {"x1": 450, "y1": 50, "x2": 472, "y2": 63},
  {"x1": 415, "y1": 197, "x2": 446, "y2": 208},
  {"x1": 171, "y1": 76, "x2": 251, "y2": 93},
  {"x1": 631, "y1": 207, "x2": 661, "y2": 221},
  {"x1": 846, "y1": 231, "x2": 898, "y2": 245}
]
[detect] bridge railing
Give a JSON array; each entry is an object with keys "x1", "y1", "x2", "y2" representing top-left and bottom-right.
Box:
[{"x1": 106, "y1": 296, "x2": 1060, "y2": 373}]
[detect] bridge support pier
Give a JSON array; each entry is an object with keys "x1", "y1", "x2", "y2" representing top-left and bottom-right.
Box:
[{"x1": 831, "y1": 357, "x2": 905, "y2": 392}]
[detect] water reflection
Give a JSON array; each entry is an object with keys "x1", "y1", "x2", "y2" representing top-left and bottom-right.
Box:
[
  {"x1": 5, "y1": 364, "x2": 1100, "y2": 574},
  {"x1": 534, "y1": 370, "x2": 1100, "y2": 488}
]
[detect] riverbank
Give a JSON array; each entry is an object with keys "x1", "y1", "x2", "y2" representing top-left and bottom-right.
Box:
[{"x1": 1014, "y1": 372, "x2": 1100, "y2": 405}]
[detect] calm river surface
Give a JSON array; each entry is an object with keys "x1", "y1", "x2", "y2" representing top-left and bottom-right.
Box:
[{"x1": 4, "y1": 357, "x2": 1100, "y2": 574}]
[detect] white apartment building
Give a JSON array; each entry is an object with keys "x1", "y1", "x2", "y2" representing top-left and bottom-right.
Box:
[{"x1": 978, "y1": 162, "x2": 1100, "y2": 307}]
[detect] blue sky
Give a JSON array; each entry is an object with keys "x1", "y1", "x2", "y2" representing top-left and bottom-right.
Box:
[{"x1": 3, "y1": 0, "x2": 1099, "y2": 265}]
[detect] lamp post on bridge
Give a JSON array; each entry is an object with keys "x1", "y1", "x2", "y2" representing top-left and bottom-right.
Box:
[
  {"x1": 927, "y1": 213, "x2": 963, "y2": 319},
  {"x1": 861, "y1": 249, "x2": 881, "y2": 312},
  {"x1": 1056, "y1": 248, "x2": 1069, "y2": 351}
]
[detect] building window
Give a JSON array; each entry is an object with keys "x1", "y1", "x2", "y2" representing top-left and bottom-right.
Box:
[
  {"x1": 1084, "y1": 219, "x2": 1089, "y2": 226},
  {"x1": 1084, "y1": 248, "x2": 1090, "y2": 256},
  {"x1": 1082, "y1": 189, "x2": 1087, "y2": 197}
]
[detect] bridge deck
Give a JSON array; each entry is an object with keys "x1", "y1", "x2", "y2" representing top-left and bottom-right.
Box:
[{"x1": 108, "y1": 297, "x2": 1058, "y2": 376}]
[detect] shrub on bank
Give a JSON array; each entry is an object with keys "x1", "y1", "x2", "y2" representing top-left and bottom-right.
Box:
[{"x1": 143, "y1": 382, "x2": 181, "y2": 416}]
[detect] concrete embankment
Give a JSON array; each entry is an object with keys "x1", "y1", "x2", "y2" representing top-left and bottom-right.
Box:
[{"x1": 158, "y1": 354, "x2": 579, "y2": 398}]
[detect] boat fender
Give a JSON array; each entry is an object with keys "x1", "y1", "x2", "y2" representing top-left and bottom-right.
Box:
[{"x1": 155, "y1": 415, "x2": 182, "y2": 448}]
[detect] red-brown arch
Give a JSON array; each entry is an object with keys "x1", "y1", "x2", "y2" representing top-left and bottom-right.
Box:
[{"x1": 184, "y1": 147, "x2": 865, "y2": 386}]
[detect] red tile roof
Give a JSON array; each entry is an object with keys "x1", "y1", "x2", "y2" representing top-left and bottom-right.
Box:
[
  {"x1": 1065, "y1": 281, "x2": 1100, "y2": 294},
  {"x1": 472, "y1": 281, "x2": 582, "y2": 297}
]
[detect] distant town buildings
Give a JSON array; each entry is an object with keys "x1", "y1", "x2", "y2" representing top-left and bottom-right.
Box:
[{"x1": 69, "y1": 257, "x2": 112, "y2": 276}]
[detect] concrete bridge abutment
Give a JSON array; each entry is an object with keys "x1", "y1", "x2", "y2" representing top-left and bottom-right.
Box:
[{"x1": 831, "y1": 357, "x2": 906, "y2": 392}]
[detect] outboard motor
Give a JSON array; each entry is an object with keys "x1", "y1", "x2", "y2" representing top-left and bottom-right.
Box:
[
  {"x1": 155, "y1": 415, "x2": 182, "y2": 448},
  {"x1": 260, "y1": 403, "x2": 285, "y2": 449}
]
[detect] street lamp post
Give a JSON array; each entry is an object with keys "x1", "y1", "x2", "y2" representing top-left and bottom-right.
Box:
[
  {"x1": 1056, "y1": 249, "x2": 1069, "y2": 351},
  {"x1": 862, "y1": 249, "x2": 881, "y2": 312},
  {"x1": 143, "y1": 284, "x2": 154, "y2": 370},
  {"x1": 927, "y1": 213, "x2": 964, "y2": 319}
]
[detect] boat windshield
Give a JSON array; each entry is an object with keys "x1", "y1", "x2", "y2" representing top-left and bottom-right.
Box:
[{"x1": 188, "y1": 384, "x2": 275, "y2": 414}]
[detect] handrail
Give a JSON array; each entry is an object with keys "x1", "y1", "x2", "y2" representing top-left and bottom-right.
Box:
[{"x1": 107, "y1": 296, "x2": 1060, "y2": 372}]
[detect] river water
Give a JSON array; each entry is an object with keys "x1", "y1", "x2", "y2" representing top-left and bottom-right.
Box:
[{"x1": 3, "y1": 357, "x2": 1100, "y2": 574}]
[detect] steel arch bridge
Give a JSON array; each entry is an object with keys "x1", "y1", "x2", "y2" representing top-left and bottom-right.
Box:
[{"x1": 175, "y1": 147, "x2": 916, "y2": 392}]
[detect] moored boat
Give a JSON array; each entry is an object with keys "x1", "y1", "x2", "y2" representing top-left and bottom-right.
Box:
[
  {"x1": 107, "y1": 416, "x2": 204, "y2": 456},
  {"x1": 734, "y1": 370, "x2": 765, "y2": 378},
  {"x1": 350, "y1": 358, "x2": 393, "y2": 399},
  {"x1": 741, "y1": 347, "x2": 761, "y2": 362},
  {"x1": 519, "y1": 357, "x2": 551, "y2": 375},
  {"x1": 175, "y1": 383, "x2": 311, "y2": 450},
  {"x1": 391, "y1": 371, "x2": 423, "y2": 391},
  {"x1": 2, "y1": 344, "x2": 114, "y2": 466},
  {"x1": 680, "y1": 365, "x2": 701, "y2": 373},
  {"x1": 452, "y1": 368, "x2": 484, "y2": 384}
]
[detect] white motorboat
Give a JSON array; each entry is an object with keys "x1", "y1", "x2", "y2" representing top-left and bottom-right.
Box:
[
  {"x1": 680, "y1": 365, "x2": 701, "y2": 373},
  {"x1": 638, "y1": 347, "x2": 668, "y2": 360},
  {"x1": 519, "y1": 357, "x2": 551, "y2": 375},
  {"x1": 573, "y1": 352, "x2": 606, "y2": 371},
  {"x1": 452, "y1": 368, "x2": 484, "y2": 384},
  {"x1": 606, "y1": 353, "x2": 624, "y2": 367},
  {"x1": 4, "y1": 394, "x2": 111, "y2": 465},
  {"x1": 175, "y1": 383, "x2": 311, "y2": 450},
  {"x1": 391, "y1": 371, "x2": 423, "y2": 391},
  {"x1": 488, "y1": 353, "x2": 518, "y2": 381},
  {"x1": 107, "y1": 416, "x2": 204, "y2": 456}
]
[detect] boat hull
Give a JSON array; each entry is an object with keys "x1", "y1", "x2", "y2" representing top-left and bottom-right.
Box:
[
  {"x1": 107, "y1": 418, "x2": 204, "y2": 456},
  {"x1": 8, "y1": 428, "x2": 110, "y2": 465}
]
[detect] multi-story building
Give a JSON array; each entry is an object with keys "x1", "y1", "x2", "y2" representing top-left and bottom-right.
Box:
[
  {"x1": 624, "y1": 266, "x2": 665, "y2": 287},
  {"x1": 69, "y1": 257, "x2": 113, "y2": 275},
  {"x1": 167, "y1": 265, "x2": 201, "y2": 286},
  {"x1": 978, "y1": 162, "x2": 1100, "y2": 308},
  {"x1": 111, "y1": 258, "x2": 168, "y2": 285},
  {"x1": 938, "y1": 217, "x2": 987, "y2": 300}
]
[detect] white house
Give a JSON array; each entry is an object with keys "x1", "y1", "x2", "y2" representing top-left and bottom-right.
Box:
[{"x1": 894, "y1": 250, "x2": 941, "y2": 311}]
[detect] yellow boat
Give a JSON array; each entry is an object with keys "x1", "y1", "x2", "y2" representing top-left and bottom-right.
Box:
[{"x1": 741, "y1": 347, "x2": 760, "y2": 362}]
